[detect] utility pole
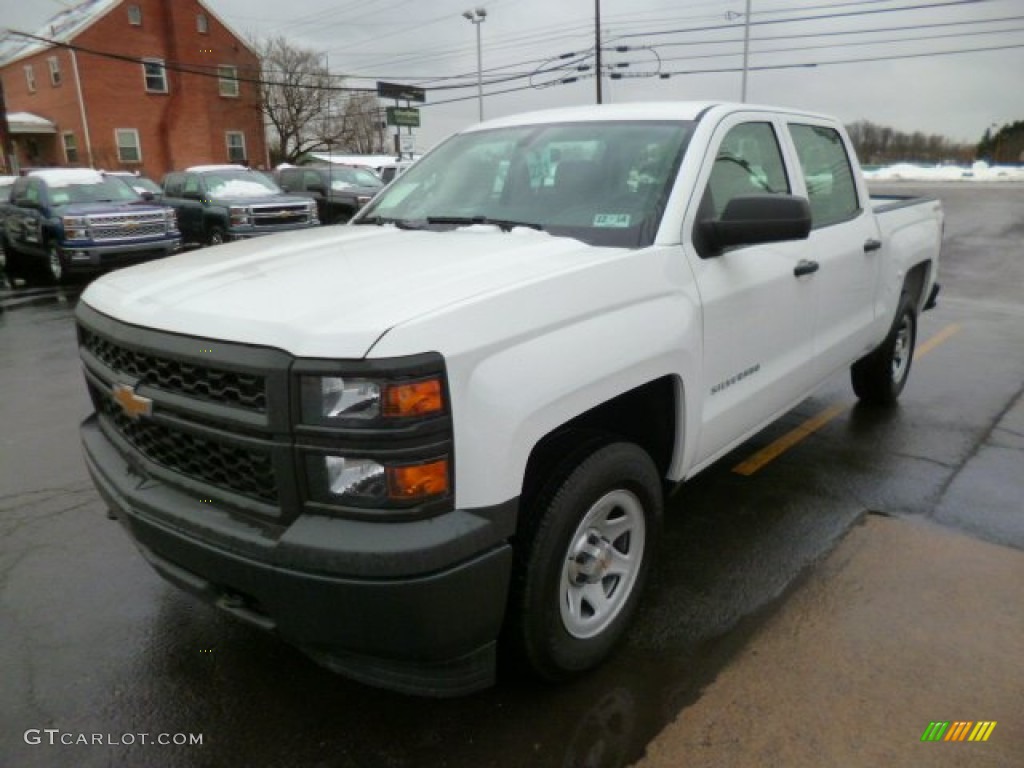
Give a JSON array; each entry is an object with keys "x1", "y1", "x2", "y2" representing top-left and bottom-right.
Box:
[{"x1": 740, "y1": 0, "x2": 752, "y2": 102}]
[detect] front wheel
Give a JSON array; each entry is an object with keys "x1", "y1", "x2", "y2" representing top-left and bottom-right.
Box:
[
  {"x1": 47, "y1": 244, "x2": 67, "y2": 284},
  {"x1": 206, "y1": 226, "x2": 227, "y2": 246},
  {"x1": 510, "y1": 440, "x2": 662, "y2": 681},
  {"x1": 851, "y1": 293, "x2": 917, "y2": 405}
]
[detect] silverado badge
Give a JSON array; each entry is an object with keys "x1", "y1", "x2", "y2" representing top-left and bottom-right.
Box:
[{"x1": 112, "y1": 383, "x2": 152, "y2": 420}]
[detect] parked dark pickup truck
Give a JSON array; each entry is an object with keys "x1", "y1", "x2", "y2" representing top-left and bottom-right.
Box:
[
  {"x1": 160, "y1": 165, "x2": 319, "y2": 245},
  {"x1": 275, "y1": 165, "x2": 383, "y2": 224},
  {"x1": 1, "y1": 169, "x2": 181, "y2": 282}
]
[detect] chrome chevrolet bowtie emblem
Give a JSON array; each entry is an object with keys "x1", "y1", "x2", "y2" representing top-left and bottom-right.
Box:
[{"x1": 112, "y1": 383, "x2": 152, "y2": 419}]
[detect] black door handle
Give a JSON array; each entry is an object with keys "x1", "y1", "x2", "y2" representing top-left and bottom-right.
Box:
[
  {"x1": 864, "y1": 238, "x2": 882, "y2": 253},
  {"x1": 794, "y1": 259, "x2": 819, "y2": 277}
]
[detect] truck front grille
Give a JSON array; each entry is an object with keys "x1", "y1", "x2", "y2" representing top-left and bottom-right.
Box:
[
  {"x1": 80, "y1": 328, "x2": 266, "y2": 411},
  {"x1": 251, "y1": 203, "x2": 313, "y2": 227},
  {"x1": 96, "y1": 390, "x2": 278, "y2": 503},
  {"x1": 86, "y1": 212, "x2": 169, "y2": 241}
]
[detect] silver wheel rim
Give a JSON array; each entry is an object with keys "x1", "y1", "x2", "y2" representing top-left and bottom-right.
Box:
[
  {"x1": 210, "y1": 231, "x2": 223, "y2": 245},
  {"x1": 891, "y1": 314, "x2": 912, "y2": 384},
  {"x1": 560, "y1": 489, "x2": 646, "y2": 639},
  {"x1": 49, "y1": 247, "x2": 62, "y2": 281}
]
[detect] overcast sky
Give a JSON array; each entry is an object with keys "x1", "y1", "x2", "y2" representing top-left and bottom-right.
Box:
[{"x1": 5, "y1": 0, "x2": 1024, "y2": 152}]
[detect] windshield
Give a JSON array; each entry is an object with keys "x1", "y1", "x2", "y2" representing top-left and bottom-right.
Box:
[
  {"x1": 204, "y1": 170, "x2": 282, "y2": 198},
  {"x1": 50, "y1": 178, "x2": 141, "y2": 205},
  {"x1": 356, "y1": 120, "x2": 694, "y2": 247},
  {"x1": 329, "y1": 167, "x2": 383, "y2": 190}
]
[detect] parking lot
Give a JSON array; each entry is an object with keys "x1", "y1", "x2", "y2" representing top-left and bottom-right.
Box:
[{"x1": 1, "y1": 182, "x2": 1022, "y2": 767}]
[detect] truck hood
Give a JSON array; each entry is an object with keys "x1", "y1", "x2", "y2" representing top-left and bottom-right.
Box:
[{"x1": 81, "y1": 224, "x2": 615, "y2": 358}]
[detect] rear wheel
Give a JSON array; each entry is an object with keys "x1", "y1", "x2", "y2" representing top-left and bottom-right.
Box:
[
  {"x1": 851, "y1": 293, "x2": 917, "y2": 405},
  {"x1": 509, "y1": 439, "x2": 661, "y2": 681}
]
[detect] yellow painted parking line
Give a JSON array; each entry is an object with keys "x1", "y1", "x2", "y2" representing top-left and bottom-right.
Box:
[
  {"x1": 916, "y1": 322, "x2": 961, "y2": 358},
  {"x1": 731, "y1": 323, "x2": 962, "y2": 476}
]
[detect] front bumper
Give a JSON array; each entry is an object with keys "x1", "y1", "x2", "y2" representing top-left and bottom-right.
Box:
[
  {"x1": 81, "y1": 415, "x2": 514, "y2": 696},
  {"x1": 62, "y1": 237, "x2": 182, "y2": 271}
]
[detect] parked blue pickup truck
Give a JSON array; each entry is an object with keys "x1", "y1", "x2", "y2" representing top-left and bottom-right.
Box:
[{"x1": 1, "y1": 168, "x2": 181, "y2": 283}]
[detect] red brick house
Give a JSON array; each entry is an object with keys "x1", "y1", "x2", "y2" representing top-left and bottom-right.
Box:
[{"x1": 0, "y1": 0, "x2": 268, "y2": 178}]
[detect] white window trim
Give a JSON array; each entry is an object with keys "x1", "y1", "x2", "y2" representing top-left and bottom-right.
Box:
[
  {"x1": 226, "y1": 131, "x2": 246, "y2": 164},
  {"x1": 142, "y1": 58, "x2": 168, "y2": 94},
  {"x1": 62, "y1": 132, "x2": 79, "y2": 164},
  {"x1": 24, "y1": 64, "x2": 36, "y2": 93},
  {"x1": 48, "y1": 56, "x2": 61, "y2": 86},
  {"x1": 116, "y1": 128, "x2": 142, "y2": 164},
  {"x1": 218, "y1": 65, "x2": 239, "y2": 98},
  {"x1": 128, "y1": 4, "x2": 142, "y2": 25}
]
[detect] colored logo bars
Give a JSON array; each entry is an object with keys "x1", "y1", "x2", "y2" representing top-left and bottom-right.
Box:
[{"x1": 921, "y1": 721, "x2": 997, "y2": 742}]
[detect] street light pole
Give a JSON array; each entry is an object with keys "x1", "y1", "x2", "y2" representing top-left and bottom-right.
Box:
[{"x1": 463, "y1": 9, "x2": 487, "y2": 121}]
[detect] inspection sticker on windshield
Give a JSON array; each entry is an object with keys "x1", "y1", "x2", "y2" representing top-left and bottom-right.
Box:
[{"x1": 593, "y1": 213, "x2": 631, "y2": 228}]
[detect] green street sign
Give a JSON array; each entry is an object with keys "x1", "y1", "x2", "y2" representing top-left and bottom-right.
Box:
[{"x1": 386, "y1": 107, "x2": 421, "y2": 127}]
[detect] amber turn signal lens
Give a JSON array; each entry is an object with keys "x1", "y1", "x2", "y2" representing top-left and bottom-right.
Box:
[
  {"x1": 382, "y1": 378, "x2": 443, "y2": 418},
  {"x1": 387, "y1": 459, "x2": 450, "y2": 500}
]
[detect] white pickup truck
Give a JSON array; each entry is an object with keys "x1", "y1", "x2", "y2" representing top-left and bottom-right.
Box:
[{"x1": 77, "y1": 102, "x2": 942, "y2": 696}]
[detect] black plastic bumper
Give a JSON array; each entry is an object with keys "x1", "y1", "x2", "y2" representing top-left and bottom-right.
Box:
[{"x1": 81, "y1": 416, "x2": 514, "y2": 696}]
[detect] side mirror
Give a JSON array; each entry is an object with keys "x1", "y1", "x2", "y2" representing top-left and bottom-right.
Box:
[
  {"x1": 700, "y1": 194, "x2": 811, "y2": 253},
  {"x1": 308, "y1": 184, "x2": 326, "y2": 196},
  {"x1": 140, "y1": 191, "x2": 155, "y2": 201}
]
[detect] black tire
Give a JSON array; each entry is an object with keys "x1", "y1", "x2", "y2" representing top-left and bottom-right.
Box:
[
  {"x1": 206, "y1": 225, "x2": 227, "y2": 246},
  {"x1": 509, "y1": 439, "x2": 662, "y2": 681},
  {"x1": 851, "y1": 292, "x2": 917, "y2": 405},
  {"x1": 47, "y1": 243, "x2": 67, "y2": 284}
]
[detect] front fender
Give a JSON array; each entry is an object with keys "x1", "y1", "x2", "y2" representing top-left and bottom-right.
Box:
[{"x1": 370, "y1": 246, "x2": 702, "y2": 509}]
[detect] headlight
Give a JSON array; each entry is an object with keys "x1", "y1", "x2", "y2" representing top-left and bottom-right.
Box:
[
  {"x1": 308, "y1": 454, "x2": 450, "y2": 506},
  {"x1": 229, "y1": 205, "x2": 251, "y2": 226},
  {"x1": 300, "y1": 375, "x2": 443, "y2": 425},
  {"x1": 308, "y1": 201, "x2": 319, "y2": 223},
  {"x1": 165, "y1": 208, "x2": 179, "y2": 232},
  {"x1": 63, "y1": 216, "x2": 89, "y2": 240}
]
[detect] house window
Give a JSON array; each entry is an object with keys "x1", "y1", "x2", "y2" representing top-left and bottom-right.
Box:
[
  {"x1": 128, "y1": 4, "x2": 142, "y2": 25},
  {"x1": 63, "y1": 132, "x2": 79, "y2": 164},
  {"x1": 24, "y1": 65, "x2": 36, "y2": 93},
  {"x1": 218, "y1": 65, "x2": 239, "y2": 97},
  {"x1": 48, "y1": 56, "x2": 62, "y2": 86},
  {"x1": 116, "y1": 129, "x2": 142, "y2": 163},
  {"x1": 197, "y1": 13, "x2": 209, "y2": 34},
  {"x1": 143, "y1": 59, "x2": 168, "y2": 93},
  {"x1": 226, "y1": 132, "x2": 246, "y2": 164}
]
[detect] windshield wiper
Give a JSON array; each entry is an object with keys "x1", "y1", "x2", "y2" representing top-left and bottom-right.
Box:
[
  {"x1": 426, "y1": 216, "x2": 543, "y2": 232},
  {"x1": 355, "y1": 215, "x2": 427, "y2": 230}
]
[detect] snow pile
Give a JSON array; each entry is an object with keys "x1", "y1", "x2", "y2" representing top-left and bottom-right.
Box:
[{"x1": 864, "y1": 161, "x2": 1024, "y2": 183}]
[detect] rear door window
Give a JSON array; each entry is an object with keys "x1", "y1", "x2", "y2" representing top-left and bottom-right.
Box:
[{"x1": 788, "y1": 124, "x2": 860, "y2": 228}]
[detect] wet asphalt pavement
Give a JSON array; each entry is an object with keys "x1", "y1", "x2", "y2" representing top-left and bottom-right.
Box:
[{"x1": 1, "y1": 182, "x2": 1022, "y2": 767}]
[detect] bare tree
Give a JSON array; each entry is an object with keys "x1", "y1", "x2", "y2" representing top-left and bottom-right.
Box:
[
  {"x1": 256, "y1": 37, "x2": 390, "y2": 163},
  {"x1": 337, "y1": 93, "x2": 387, "y2": 154},
  {"x1": 257, "y1": 36, "x2": 336, "y2": 164}
]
